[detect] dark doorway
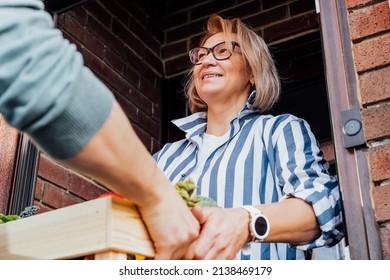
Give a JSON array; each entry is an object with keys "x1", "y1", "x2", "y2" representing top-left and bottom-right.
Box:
[{"x1": 271, "y1": 31, "x2": 331, "y2": 143}]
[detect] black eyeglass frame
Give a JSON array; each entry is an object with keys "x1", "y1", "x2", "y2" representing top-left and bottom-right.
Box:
[{"x1": 188, "y1": 41, "x2": 240, "y2": 65}]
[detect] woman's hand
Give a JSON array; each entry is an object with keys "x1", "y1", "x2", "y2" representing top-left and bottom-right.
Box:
[
  {"x1": 138, "y1": 185, "x2": 200, "y2": 260},
  {"x1": 185, "y1": 206, "x2": 250, "y2": 260}
]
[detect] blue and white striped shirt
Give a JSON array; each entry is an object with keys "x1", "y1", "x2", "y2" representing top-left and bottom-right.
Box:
[{"x1": 154, "y1": 92, "x2": 344, "y2": 260}]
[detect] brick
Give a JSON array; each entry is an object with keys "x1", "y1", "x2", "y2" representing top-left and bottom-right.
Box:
[
  {"x1": 122, "y1": 62, "x2": 141, "y2": 87},
  {"x1": 372, "y1": 185, "x2": 390, "y2": 222},
  {"x1": 68, "y1": 173, "x2": 107, "y2": 200},
  {"x1": 37, "y1": 156, "x2": 71, "y2": 188},
  {"x1": 84, "y1": 0, "x2": 112, "y2": 28},
  {"x1": 105, "y1": 47, "x2": 125, "y2": 74},
  {"x1": 166, "y1": 19, "x2": 205, "y2": 43},
  {"x1": 359, "y1": 66, "x2": 390, "y2": 105},
  {"x1": 62, "y1": 15, "x2": 106, "y2": 61},
  {"x1": 148, "y1": 20, "x2": 164, "y2": 44},
  {"x1": 379, "y1": 224, "x2": 390, "y2": 260},
  {"x1": 35, "y1": 178, "x2": 44, "y2": 201},
  {"x1": 41, "y1": 182, "x2": 84, "y2": 209},
  {"x1": 81, "y1": 49, "x2": 121, "y2": 89},
  {"x1": 165, "y1": 54, "x2": 192, "y2": 77},
  {"x1": 162, "y1": 41, "x2": 188, "y2": 59},
  {"x1": 190, "y1": 34, "x2": 204, "y2": 48},
  {"x1": 152, "y1": 103, "x2": 161, "y2": 121},
  {"x1": 190, "y1": 0, "x2": 236, "y2": 20},
  {"x1": 346, "y1": 0, "x2": 376, "y2": 9},
  {"x1": 35, "y1": 157, "x2": 104, "y2": 203},
  {"x1": 112, "y1": 21, "x2": 146, "y2": 58},
  {"x1": 67, "y1": 5, "x2": 87, "y2": 25},
  {"x1": 129, "y1": 17, "x2": 161, "y2": 54},
  {"x1": 367, "y1": 145, "x2": 390, "y2": 182},
  {"x1": 246, "y1": 6, "x2": 287, "y2": 29},
  {"x1": 362, "y1": 103, "x2": 390, "y2": 141},
  {"x1": 117, "y1": 79, "x2": 153, "y2": 115},
  {"x1": 133, "y1": 124, "x2": 152, "y2": 151},
  {"x1": 348, "y1": 1, "x2": 390, "y2": 40},
  {"x1": 353, "y1": 33, "x2": 390, "y2": 73},
  {"x1": 221, "y1": 1, "x2": 262, "y2": 20},
  {"x1": 86, "y1": 16, "x2": 124, "y2": 56},
  {"x1": 115, "y1": 94, "x2": 139, "y2": 124},
  {"x1": 63, "y1": 13, "x2": 86, "y2": 44},
  {"x1": 263, "y1": 12, "x2": 318, "y2": 43},
  {"x1": 137, "y1": 110, "x2": 160, "y2": 139},
  {"x1": 289, "y1": 0, "x2": 316, "y2": 16},
  {"x1": 139, "y1": 76, "x2": 161, "y2": 102},
  {"x1": 145, "y1": 48, "x2": 163, "y2": 74},
  {"x1": 166, "y1": 0, "x2": 210, "y2": 15},
  {"x1": 145, "y1": 3, "x2": 164, "y2": 28},
  {"x1": 83, "y1": 32, "x2": 106, "y2": 59},
  {"x1": 164, "y1": 11, "x2": 188, "y2": 29},
  {"x1": 33, "y1": 201, "x2": 52, "y2": 214},
  {"x1": 123, "y1": 47, "x2": 156, "y2": 80},
  {"x1": 120, "y1": 2, "x2": 148, "y2": 26},
  {"x1": 99, "y1": 0, "x2": 129, "y2": 26},
  {"x1": 263, "y1": 0, "x2": 288, "y2": 10}
]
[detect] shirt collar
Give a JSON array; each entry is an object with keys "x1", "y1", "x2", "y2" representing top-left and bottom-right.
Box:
[{"x1": 172, "y1": 90, "x2": 257, "y2": 141}]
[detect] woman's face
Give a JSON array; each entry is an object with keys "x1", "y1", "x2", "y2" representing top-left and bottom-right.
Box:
[{"x1": 193, "y1": 32, "x2": 252, "y2": 109}]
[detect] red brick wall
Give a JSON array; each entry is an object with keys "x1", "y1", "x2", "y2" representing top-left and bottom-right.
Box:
[
  {"x1": 56, "y1": 0, "x2": 164, "y2": 153},
  {"x1": 35, "y1": 155, "x2": 107, "y2": 214},
  {"x1": 347, "y1": 0, "x2": 390, "y2": 259}
]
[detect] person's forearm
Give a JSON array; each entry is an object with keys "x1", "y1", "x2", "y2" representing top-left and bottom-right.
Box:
[
  {"x1": 60, "y1": 101, "x2": 172, "y2": 207},
  {"x1": 256, "y1": 198, "x2": 320, "y2": 244}
]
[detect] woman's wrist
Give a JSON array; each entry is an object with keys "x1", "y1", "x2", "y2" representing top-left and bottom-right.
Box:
[{"x1": 238, "y1": 207, "x2": 253, "y2": 243}]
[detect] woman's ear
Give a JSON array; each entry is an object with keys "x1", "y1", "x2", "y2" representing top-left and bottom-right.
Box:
[{"x1": 249, "y1": 75, "x2": 255, "y2": 87}]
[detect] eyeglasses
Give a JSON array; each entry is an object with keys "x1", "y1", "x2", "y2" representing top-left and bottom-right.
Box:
[{"x1": 189, "y1": 41, "x2": 240, "y2": 65}]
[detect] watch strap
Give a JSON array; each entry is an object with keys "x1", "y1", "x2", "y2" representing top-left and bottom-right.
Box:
[
  {"x1": 241, "y1": 205, "x2": 270, "y2": 255},
  {"x1": 241, "y1": 205, "x2": 261, "y2": 243},
  {"x1": 241, "y1": 205, "x2": 260, "y2": 255}
]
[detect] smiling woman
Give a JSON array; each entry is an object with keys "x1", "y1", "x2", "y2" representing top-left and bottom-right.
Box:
[{"x1": 153, "y1": 14, "x2": 344, "y2": 260}]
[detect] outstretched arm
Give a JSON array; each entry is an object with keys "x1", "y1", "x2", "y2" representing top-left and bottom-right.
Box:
[{"x1": 62, "y1": 101, "x2": 200, "y2": 259}]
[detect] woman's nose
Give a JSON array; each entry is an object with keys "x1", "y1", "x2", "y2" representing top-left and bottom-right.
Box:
[{"x1": 201, "y1": 51, "x2": 217, "y2": 65}]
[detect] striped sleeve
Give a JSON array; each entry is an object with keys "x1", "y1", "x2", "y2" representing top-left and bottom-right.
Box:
[{"x1": 271, "y1": 116, "x2": 344, "y2": 249}]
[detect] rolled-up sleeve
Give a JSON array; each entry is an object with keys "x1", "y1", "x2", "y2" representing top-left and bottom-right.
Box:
[{"x1": 274, "y1": 118, "x2": 345, "y2": 249}]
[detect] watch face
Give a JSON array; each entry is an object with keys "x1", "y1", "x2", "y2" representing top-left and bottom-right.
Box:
[{"x1": 254, "y1": 216, "x2": 268, "y2": 236}]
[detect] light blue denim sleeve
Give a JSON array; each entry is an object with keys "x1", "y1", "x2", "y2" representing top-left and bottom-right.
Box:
[{"x1": 0, "y1": 0, "x2": 114, "y2": 159}]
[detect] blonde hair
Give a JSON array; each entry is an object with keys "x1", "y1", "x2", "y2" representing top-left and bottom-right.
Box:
[{"x1": 184, "y1": 15, "x2": 281, "y2": 113}]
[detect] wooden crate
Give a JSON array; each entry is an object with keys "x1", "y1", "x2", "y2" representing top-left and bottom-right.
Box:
[{"x1": 0, "y1": 196, "x2": 155, "y2": 259}]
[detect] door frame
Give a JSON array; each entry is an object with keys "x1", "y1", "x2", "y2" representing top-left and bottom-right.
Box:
[{"x1": 318, "y1": 0, "x2": 382, "y2": 259}]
